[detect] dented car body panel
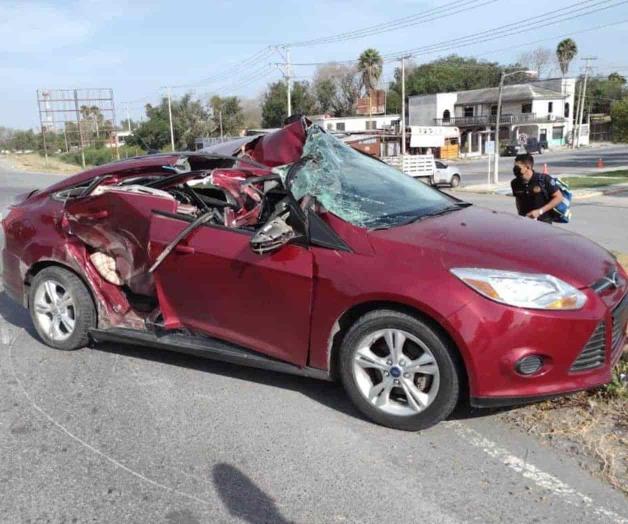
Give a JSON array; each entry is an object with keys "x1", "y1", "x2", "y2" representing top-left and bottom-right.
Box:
[{"x1": 2, "y1": 119, "x2": 626, "y2": 409}]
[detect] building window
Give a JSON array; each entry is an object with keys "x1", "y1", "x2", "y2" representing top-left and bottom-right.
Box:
[
  {"x1": 365, "y1": 120, "x2": 377, "y2": 130},
  {"x1": 442, "y1": 109, "x2": 451, "y2": 123},
  {"x1": 521, "y1": 103, "x2": 532, "y2": 114},
  {"x1": 548, "y1": 102, "x2": 553, "y2": 113},
  {"x1": 326, "y1": 123, "x2": 333, "y2": 130},
  {"x1": 464, "y1": 106, "x2": 474, "y2": 117},
  {"x1": 490, "y1": 105, "x2": 498, "y2": 116},
  {"x1": 564, "y1": 102, "x2": 570, "y2": 118},
  {"x1": 336, "y1": 122, "x2": 345, "y2": 131},
  {"x1": 552, "y1": 126, "x2": 564, "y2": 140}
]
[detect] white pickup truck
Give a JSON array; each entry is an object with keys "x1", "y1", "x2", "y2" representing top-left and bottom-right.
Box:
[{"x1": 382, "y1": 155, "x2": 461, "y2": 187}]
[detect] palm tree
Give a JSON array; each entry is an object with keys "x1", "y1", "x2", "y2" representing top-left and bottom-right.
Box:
[
  {"x1": 357, "y1": 48, "x2": 383, "y2": 116},
  {"x1": 556, "y1": 39, "x2": 578, "y2": 77}
]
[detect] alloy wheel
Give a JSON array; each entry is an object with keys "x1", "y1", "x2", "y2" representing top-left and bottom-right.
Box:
[
  {"x1": 352, "y1": 328, "x2": 440, "y2": 416},
  {"x1": 33, "y1": 279, "x2": 76, "y2": 342}
]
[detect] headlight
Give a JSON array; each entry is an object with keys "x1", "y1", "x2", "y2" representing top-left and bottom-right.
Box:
[{"x1": 450, "y1": 268, "x2": 587, "y2": 310}]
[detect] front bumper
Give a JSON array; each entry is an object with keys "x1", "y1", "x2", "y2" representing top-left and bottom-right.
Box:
[{"x1": 447, "y1": 282, "x2": 627, "y2": 403}]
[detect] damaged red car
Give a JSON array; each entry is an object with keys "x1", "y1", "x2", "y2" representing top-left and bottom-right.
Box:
[{"x1": 2, "y1": 119, "x2": 627, "y2": 431}]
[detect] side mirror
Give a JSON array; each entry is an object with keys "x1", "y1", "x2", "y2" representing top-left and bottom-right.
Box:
[{"x1": 250, "y1": 215, "x2": 296, "y2": 254}]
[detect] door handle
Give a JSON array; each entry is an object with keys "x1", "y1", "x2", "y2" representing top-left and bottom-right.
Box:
[
  {"x1": 174, "y1": 244, "x2": 195, "y2": 255},
  {"x1": 75, "y1": 210, "x2": 109, "y2": 220}
]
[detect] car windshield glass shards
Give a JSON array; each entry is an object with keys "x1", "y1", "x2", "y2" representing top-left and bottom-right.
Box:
[{"x1": 288, "y1": 126, "x2": 455, "y2": 229}]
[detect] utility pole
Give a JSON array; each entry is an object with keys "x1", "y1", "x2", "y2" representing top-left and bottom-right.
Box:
[
  {"x1": 219, "y1": 110, "x2": 223, "y2": 140},
  {"x1": 493, "y1": 72, "x2": 506, "y2": 185},
  {"x1": 274, "y1": 46, "x2": 292, "y2": 118},
  {"x1": 493, "y1": 69, "x2": 537, "y2": 184},
  {"x1": 572, "y1": 76, "x2": 584, "y2": 149},
  {"x1": 166, "y1": 87, "x2": 175, "y2": 151},
  {"x1": 125, "y1": 103, "x2": 132, "y2": 132},
  {"x1": 575, "y1": 57, "x2": 597, "y2": 148},
  {"x1": 401, "y1": 55, "x2": 410, "y2": 156},
  {"x1": 73, "y1": 89, "x2": 86, "y2": 169}
]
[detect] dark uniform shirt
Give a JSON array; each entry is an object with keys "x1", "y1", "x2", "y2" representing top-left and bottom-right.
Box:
[{"x1": 511, "y1": 171, "x2": 559, "y2": 223}]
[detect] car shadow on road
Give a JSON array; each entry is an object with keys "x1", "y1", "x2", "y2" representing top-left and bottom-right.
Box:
[
  {"x1": 0, "y1": 290, "x2": 511, "y2": 426},
  {"x1": 92, "y1": 338, "x2": 512, "y2": 427},
  {"x1": 212, "y1": 463, "x2": 294, "y2": 524},
  {"x1": 0, "y1": 291, "x2": 38, "y2": 337}
]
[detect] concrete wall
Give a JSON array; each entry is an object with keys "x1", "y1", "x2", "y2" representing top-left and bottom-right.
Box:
[
  {"x1": 408, "y1": 93, "x2": 456, "y2": 125},
  {"x1": 313, "y1": 115, "x2": 400, "y2": 132}
]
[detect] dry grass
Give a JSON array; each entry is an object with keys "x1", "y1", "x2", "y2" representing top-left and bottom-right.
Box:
[
  {"x1": 502, "y1": 377, "x2": 627, "y2": 494},
  {"x1": 2, "y1": 153, "x2": 81, "y2": 175},
  {"x1": 504, "y1": 254, "x2": 628, "y2": 494}
]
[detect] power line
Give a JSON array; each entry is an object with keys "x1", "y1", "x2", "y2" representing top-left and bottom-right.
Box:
[
  {"x1": 383, "y1": 0, "x2": 627, "y2": 61},
  {"x1": 288, "y1": 0, "x2": 627, "y2": 66},
  {"x1": 287, "y1": 0, "x2": 497, "y2": 47}
]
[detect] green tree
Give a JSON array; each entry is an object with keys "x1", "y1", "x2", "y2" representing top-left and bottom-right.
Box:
[
  {"x1": 311, "y1": 63, "x2": 361, "y2": 116},
  {"x1": 209, "y1": 95, "x2": 245, "y2": 136},
  {"x1": 611, "y1": 97, "x2": 628, "y2": 142},
  {"x1": 261, "y1": 81, "x2": 316, "y2": 127},
  {"x1": 127, "y1": 93, "x2": 212, "y2": 151},
  {"x1": 575, "y1": 72, "x2": 627, "y2": 118},
  {"x1": 556, "y1": 38, "x2": 578, "y2": 77},
  {"x1": 357, "y1": 48, "x2": 383, "y2": 95},
  {"x1": 387, "y1": 55, "x2": 510, "y2": 114},
  {"x1": 10, "y1": 129, "x2": 38, "y2": 151}
]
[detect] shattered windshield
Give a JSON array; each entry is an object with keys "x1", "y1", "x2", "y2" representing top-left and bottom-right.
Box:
[{"x1": 289, "y1": 126, "x2": 458, "y2": 229}]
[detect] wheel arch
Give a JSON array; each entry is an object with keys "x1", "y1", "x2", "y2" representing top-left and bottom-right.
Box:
[
  {"x1": 24, "y1": 260, "x2": 97, "y2": 321},
  {"x1": 326, "y1": 300, "x2": 470, "y2": 399}
]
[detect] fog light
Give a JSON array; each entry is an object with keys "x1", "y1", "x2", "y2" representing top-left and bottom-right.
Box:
[{"x1": 516, "y1": 355, "x2": 544, "y2": 375}]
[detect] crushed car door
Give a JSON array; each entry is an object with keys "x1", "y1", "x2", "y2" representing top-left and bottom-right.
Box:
[
  {"x1": 64, "y1": 186, "x2": 179, "y2": 296},
  {"x1": 148, "y1": 212, "x2": 314, "y2": 367}
]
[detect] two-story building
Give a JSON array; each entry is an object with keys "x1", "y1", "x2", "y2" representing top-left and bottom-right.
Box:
[
  {"x1": 310, "y1": 114, "x2": 400, "y2": 133},
  {"x1": 408, "y1": 78, "x2": 577, "y2": 156}
]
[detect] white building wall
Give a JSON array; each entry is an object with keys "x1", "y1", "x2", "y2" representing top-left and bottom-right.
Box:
[
  {"x1": 312, "y1": 114, "x2": 399, "y2": 132},
  {"x1": 435, "y1": 93, "x2": 457, "y2": 122}
]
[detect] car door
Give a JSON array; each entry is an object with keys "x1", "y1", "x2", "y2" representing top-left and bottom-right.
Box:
[
  {"x1": 434, "y1": 161, "x2": 446, "y2": 183},
  {"x1": 148, "y1": 212, "x2": 314, "y2": 366}
]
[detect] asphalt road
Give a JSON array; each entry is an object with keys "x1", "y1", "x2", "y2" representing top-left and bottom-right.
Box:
[
  {"x1": 1, "y1": 162, "x2": 627, "y2": 523},
  {"x1": 450, "y1": 144, "x2": 628, "y2": 186}
]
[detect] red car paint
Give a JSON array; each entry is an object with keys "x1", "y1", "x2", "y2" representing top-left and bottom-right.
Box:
[{"x1": 1, "y1": 123, "x2": 626, "y2": 407}]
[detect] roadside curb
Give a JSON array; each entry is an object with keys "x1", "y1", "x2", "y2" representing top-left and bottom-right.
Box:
[{"x1": 456, "y1": 182, "x2": 628, "y2": 199}]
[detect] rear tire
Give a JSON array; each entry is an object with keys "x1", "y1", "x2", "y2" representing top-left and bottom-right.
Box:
[
  {"x1": 339, "y1": 310, "x2": 460, "y2": 431},
  {"x1": 450, "y1": 174, "x2": 461, "y2": 188},
  {"x1": 29, "y1": 266, "x2": 96, "y2": 351}
]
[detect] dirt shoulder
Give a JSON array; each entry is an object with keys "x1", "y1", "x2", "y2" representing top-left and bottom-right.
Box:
[
  {"x1": 501, "y1": 254, "x2": 628, "y2": 495},
  {"x1": 1, "y1": 153, "x2": 80, "y2": 175}
]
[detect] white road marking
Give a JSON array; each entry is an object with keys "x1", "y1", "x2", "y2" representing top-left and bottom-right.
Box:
[{"x1": 451, "y1": 422, "x2": 628, "y2": 524}]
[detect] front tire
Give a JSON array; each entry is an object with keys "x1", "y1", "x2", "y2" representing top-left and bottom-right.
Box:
[
  {"x1": 339, "y1": 310, "x2": 460, "y2": 431},
  {"x1": 29, "y1": 266, "x2": 96, "y2": 350},
  {"x1": 450, "y1": 174, "x2": 461, "y2": 188}
]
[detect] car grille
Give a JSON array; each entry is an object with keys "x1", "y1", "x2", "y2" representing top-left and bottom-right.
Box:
[
  {"x1": 611, "y1": 294, "x2": 628, "y2": 362},
  {"x1": 570, "y1": 322, "x2": 606, "y2": 372}
]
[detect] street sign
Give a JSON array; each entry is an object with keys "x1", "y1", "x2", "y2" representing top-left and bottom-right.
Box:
[{"x1": 485, "y1": 140, "x2": 495, "y2": 155}]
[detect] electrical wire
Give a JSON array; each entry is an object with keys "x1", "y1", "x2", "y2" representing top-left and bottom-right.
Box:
[{"x1": 287, "y1": 0, "x2": 497, "y2": 47}]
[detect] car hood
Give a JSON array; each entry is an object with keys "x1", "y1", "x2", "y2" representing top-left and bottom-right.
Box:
[{"x1": 367, "y1": 206, "x2": 616, "y2": 289}]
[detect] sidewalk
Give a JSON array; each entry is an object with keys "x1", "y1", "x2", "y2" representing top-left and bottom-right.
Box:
[{"x1": 456, "y1": 180, "x2": 628, "y2": 199}]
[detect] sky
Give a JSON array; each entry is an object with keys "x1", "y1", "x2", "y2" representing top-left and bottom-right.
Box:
[{"x1": 1, "y1": 0, "x2": 627, "y2": 129}]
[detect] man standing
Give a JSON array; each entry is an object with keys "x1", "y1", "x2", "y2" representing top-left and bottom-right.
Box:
[{"x1": 511, "y1": 153, "x2": 563, "y2": 223}]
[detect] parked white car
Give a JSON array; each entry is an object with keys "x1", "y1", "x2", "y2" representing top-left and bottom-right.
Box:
[{"x1": 433, "y1": 160, "x2": 461, "y2": 188}]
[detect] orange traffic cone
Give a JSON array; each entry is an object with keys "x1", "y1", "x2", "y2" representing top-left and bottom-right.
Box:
[
  {"x1": 596, "y1": 158, "x2": 604, "y2": 168},
  {"x1": 542, "y1": 163, "x2": 548, "y2": 174}
]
